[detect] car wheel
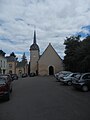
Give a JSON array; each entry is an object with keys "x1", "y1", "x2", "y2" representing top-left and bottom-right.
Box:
[
  {"x1": 10, "y1": 88, "x2": 12, "y2": 93},
  {"x1": 67, "y1": 81, "x2": 72, "y2": 86},
  {"x1": 5, "y1": 92, "x2": 10, "y2": 101},
  {"x1": 82, "y1": 85, "x2": 88, "y2": 92}
]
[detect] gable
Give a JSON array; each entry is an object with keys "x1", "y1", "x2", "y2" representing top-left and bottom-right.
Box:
[{"x1": 38, "y1": 43, "x2": 62, "y2": 64}]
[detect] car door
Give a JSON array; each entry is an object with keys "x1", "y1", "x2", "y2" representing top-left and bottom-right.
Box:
[
  {"x1": 82, "y1": 74, "x2": 90, "y2": 87},
  {"x1": 71, "y1": 73, "x2": 77, "y2": 81},
  {"x1": 86, "y1": 74, "x2": 90, "y2": 88}
]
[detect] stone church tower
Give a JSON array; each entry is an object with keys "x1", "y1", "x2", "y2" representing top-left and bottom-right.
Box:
[{"x1": 30, "y1": 30, "x2": 39, "y2": 75}]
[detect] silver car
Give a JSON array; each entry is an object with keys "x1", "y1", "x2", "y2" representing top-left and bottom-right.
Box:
[
  {"x1": 57, "y1": 71, "x2": 72, "y2": 82},
  {"x1": 60, "y1": 73, "x2": 81, "y2": 85}
]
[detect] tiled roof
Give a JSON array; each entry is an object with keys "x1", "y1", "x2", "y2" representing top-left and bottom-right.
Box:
[
  {"x1": 30, "y1": 30, "x2": 39, "y2": 51},
  {"x1": 0, "y1": 50, "x2": 6, "y2": 56},
  {"x1": 16, "y1": 61, "x2": 27, "y2": 68},
  {"x1": 30, "y1": 43, "x2": 39, "y2": 50},
  {"x1": 6, "y1": 56, "x2": 17, "y2": 62}
]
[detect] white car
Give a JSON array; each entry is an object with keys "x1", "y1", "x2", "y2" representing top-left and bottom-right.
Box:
[
  {"x1": 55, "y1": 72, "x2": 62, "y2": 80},
  {"x1": 57, "y1": 71, "x2": 72, "y2": 82},
  {"x1": 60, "y1": 73, "x2": 81, "y2": 85}
]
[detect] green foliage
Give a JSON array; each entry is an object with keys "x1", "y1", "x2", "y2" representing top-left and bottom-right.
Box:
[
  {"x1": 63, "y1": 35, "x2": 80, "y2": 72},
  {"x1": 63, "y1": 35, "x2": 90, "y2": 72},
  {"x1": 21, "y1": 52, "x2": 27, "y2": 63},
  {"x1": 75, "y1": 36, "x2": 90, "y2": 72}
]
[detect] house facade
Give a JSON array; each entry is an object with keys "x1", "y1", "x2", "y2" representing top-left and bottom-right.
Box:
[
  {"x1": 16, "y1": 61, "x2": 28, "y2": 77},
  {"x1": 0, "y1": 50, "x2": 28, "y2": 76},
  {"x1": 6, "y1": 56, "x2": 17, "y2": 74},
  {"x1": 0, "y1": 50, "x2": 7, "y2": 74}
]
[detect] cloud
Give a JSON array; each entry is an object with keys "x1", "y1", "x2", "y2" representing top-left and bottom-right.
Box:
[
  {"x1": 75, "y1": 25, "x2": 90, "y2": 38},
  {"x1": 0, "y1": 0, "x2": 90, "y2": 61}
]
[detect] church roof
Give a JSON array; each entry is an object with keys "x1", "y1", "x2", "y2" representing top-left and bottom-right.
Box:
[
  {"x1": 39, "y1": 43, "x2": 62, "y2": 61},
  {"x1": 30, "y1": 43, "x2": 39, "y2": 50},
  {"x1": 30, "y1": 30, "x2": 39, "y2": 51}
]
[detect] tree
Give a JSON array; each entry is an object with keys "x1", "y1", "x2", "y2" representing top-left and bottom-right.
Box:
[
  {"x1": 63, "y1": 35, "x2": 80, "y2": 72},
  {"x1": 21, "y1": 52, "x2": 27, "y2": 74},
  {"x1": 75, "y1": 35, "x2": 90, "y2": 72},
  {"x1": 63, "y1": 35, "x2": 90, "y2": 72},
  {"x1": 21, "y1": 52, "x2": 27, "y2": 63}
]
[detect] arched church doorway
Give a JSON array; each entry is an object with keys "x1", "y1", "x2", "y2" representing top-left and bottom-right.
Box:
[{"x1": 49, "y1": 66, "x2": 54, "y2": 75}]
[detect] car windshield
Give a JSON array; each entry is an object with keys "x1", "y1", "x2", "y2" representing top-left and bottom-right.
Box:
[
  {"x1": 67, "y1": 73, "x2": 74, "y2": 77},
  {"x1": 0, "y1": 78, "x2": 6, "y2": 84},
  {"x1": 64, "y1": 73, "x2": 71, "y2": 77},
  {"x1": 75, "y1": 74, "x2": 81, "y2": 79}
]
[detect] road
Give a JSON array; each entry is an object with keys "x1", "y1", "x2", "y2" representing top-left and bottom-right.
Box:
[{"x1": 0, "y1": 76, "x2": 90, "y2": 120}]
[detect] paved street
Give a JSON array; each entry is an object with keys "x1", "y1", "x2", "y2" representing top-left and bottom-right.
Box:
[{"x1": 0, "y1": 76, "x2": 90, "y2": 120}]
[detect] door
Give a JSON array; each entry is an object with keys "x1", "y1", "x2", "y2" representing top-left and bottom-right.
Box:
[{"x1": 49, "y1": 66, "x2": 54, "y2": 75}]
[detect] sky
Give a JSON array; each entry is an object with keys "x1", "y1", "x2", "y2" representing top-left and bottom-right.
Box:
[{"x1": 0, "y1": 0, "x2": 90, "y2": 62}]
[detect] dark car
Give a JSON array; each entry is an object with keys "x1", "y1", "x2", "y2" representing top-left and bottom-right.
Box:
[
  {"x1": 11, "y1": 74, "x2": 18, "y2": 80},
  {"x1": 22, "y1": 73, "x2": 28, "y2": 78},
  {"x1": 29, "y1": 73, "x2": 35, "y2": 77},
  {"x1": 72, "y1": 73, "x2": 90, "y2": 92},
  {"x1": 0, "y1": 74, "x2": 13, "y2": 81},
  {"x1": 0, "y1": 75, "x2": 12, "y2": 101}
]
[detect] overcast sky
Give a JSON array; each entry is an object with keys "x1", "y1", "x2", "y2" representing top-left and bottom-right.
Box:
[{"x1": 0, "y1": 0, "x2": 90, "y2": 61}]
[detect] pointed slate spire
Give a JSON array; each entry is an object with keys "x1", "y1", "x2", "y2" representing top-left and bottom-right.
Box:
[
  {"x1": 30, "y1": 30, "x2": 39, "y2": 51},
  {"x1": 33, "y1": 30, "x2": 36, "y2": 44}
]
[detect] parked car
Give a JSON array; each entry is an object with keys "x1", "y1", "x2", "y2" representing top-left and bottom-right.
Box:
[
  {"x1": 58, "y1": 71, "x2": 72, "y2": 82},
  {"x1": 0, "y1": 75, "x2": 13, "y2": 101},
  {"x1": 55, "y1": 71, "x2": 72, "y2": 82},
  {"x1": 22, "y1": 73, "x2": 28, "y2": 78},
  {"x1": 0, "y1": 74, "x2": 13, "y2": 81},
  {"x1": 29, "y1": 73, "x2": 35, "y2": 77},
  {"x1": 60, "y1": 73, "x2": 81, "y2": 85},
  {"x1": 72, "y1": 73, "x2": 90, "y2": 92},
  {"x1": 54, "y1": 72, "x2": 62, "y2": 80},
  {"x1": 11, "y1": 74, "x2": 18, "y2": 80}
]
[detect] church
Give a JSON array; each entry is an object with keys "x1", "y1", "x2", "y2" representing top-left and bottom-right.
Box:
[{"x1": 29, "y1": 31, "x2": 64, "y2": 76}]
